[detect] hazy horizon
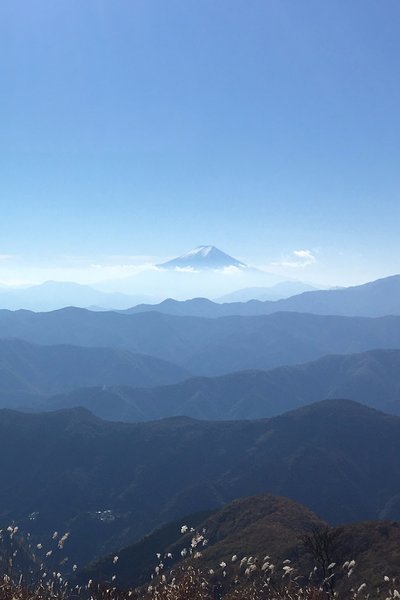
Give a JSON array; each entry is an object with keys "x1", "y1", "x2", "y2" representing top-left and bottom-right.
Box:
[
  {"x1": 0, "y1": 242, "x2": 398, "y2": 296},
  {"x1": 2, "y1": 1, "x2": 400, "y2": 292}
]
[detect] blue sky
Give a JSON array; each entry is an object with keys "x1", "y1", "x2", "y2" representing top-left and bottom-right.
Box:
[{"x1": 1, "y1": 0, "x2": 399, "y2": 287}]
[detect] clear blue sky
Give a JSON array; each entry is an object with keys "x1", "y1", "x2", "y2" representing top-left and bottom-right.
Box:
[{"x1": 1, "y1": 0, "x2": 399, "y2": 286}]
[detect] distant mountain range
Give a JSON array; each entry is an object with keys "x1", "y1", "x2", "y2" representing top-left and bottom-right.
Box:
[
  {"x1": 34, "y1": 349, "x2": 400, "y2": 421},
  {"x1": 124, "y1": 274, "x2": 400, "y2": 318},
  {"x1": 2, "y1": 308, "x2": 400, "y2": 375},
  {"x1": 2, "y1": 399, "x2": 400, "y2": 567},
  {"x1": 1, "y1": 252, "x2": 398, "y2": 317},
  {"x1": 268, "y1": 273, "x2": 400, "y2": 317},
  {"x1": 0, "y1": 247, "x2": 304, "y2": 310},
  {"x1": 0, "y1": 280, "x2": 156, "y2": 311},
  {"x1": 157, "y1": 245, "x2": 247, "y2": 270},
  {"x1": 0, "y1": 339, "x2": 189, "y2": 408},
  {"x1": 216, "y1": 280, "x2": 318, "y2": 302}
]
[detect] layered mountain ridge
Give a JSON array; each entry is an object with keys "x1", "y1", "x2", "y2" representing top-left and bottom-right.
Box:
[
  {"x1": 124, "y1": 273, "x2": 400, "y2": 318},
  {"x1": 2, "y1": 399, "x2": 400, "y2": 567},
  {"x1": 32, "y1": 348, "x2": 400, "y2": 421},
  {"x1": 0, "y1": 338, "x2": 190, "y2": 407},
  {"x1": 2, "y1": 308, "x2": 400, "y2": 375}
]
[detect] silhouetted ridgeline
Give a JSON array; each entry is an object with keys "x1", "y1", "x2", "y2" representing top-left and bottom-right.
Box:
[
  {"x1": 37, "y1": 348, "x2": 400, "y2": 420},
  {"x1": 123, "y1": 274, "x2": 400, "y2": 318}
]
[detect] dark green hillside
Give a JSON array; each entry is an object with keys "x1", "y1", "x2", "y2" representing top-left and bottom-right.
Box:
[{"x1": 1, "y1": 400, "x2": 400, "y2": 568}]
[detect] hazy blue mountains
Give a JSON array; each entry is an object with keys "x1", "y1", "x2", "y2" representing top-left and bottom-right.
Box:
[
  {"x1": 270, "y1": 273, "x2": 400, "y2": 317},
  {"x1": 216, "y1": 280, "x2": 317, "y2": 302},
  {"x1": 2, "y1": 308, "x2": 400, "y2": 375},
  {"x1": 41, "y1": 349, "x2": 400, "y2": 421},
  {"x1": 0, "y1": 280, "x2": 154, "y2": 311},
  {"x1": 0, "y1": 339, "x2": 189, "y2": 408},
  {"x1": 125, "y1": 274, "x2": 400, "y2": 318},
  {"x1": 1, "y1": 257, "x2": 398, "y2": 317}
]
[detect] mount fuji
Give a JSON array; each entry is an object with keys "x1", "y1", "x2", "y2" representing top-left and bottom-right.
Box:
[
  {"x1": 157, "y1": 245, "x2": 247, "y2": 271},
  {"x1": 97, "y1": 246, "x2": 290, "y2": 299}
]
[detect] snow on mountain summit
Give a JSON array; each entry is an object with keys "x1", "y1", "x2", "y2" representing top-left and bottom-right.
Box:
[
  {"x1": 157, "y1": 246, "x2": 247, "y2": 270},
  {"x1": 184, "y1": 245, "x2": 214, "y2": 258}
]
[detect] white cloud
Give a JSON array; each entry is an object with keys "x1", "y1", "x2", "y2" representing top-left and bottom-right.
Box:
[
  {"x1": 0, "y1": 256, "x2": 162, "y2": 287},
  {"x1": 293, "y1": 250, "x2": 314, "y2": 260},
  {"x1": 271, "y1": 249, "x2": 317, "y2": 269},
  {"x1": 216, "y1": 266, "x2": 243, "y2": 275},
  {"x1": 173, "y1": 266, "x2": 196, "y2": 273}
]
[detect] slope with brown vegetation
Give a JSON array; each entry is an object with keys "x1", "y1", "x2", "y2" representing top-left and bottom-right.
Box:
[{"x1": 82, "y1": 494, "x2": 400, "y2": 597}]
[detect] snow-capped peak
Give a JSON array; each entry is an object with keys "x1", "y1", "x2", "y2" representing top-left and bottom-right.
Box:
[
  {"x1": 157, "y1": 246, "x2": 247, "y2": 271},
  {"x1": 183, "y1": 245, "x2": 215, "y2": 258}
]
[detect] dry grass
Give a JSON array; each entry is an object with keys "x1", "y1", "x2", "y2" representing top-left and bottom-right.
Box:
[{"x1": 1, "y1": 525, "x2": 399, "y2": 600}]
